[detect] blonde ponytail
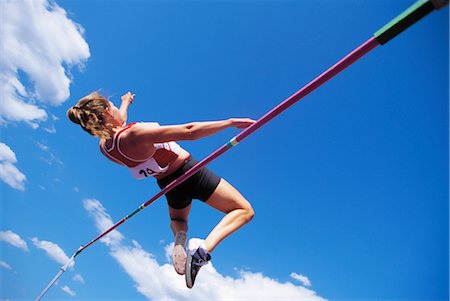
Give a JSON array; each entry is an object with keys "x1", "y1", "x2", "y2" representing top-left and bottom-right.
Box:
[{"x1": 67, "y1": 92, "x2": 112, "y2": 139}]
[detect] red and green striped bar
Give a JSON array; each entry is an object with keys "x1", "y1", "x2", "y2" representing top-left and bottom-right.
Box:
[{"x1": 374, "y1": 0, "x2": 448, "y2": 45}]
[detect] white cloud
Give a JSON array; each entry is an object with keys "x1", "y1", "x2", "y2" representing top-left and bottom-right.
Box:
[
  {"x1": 61, "y1": 285, "x2": 76, "y2": 297},
  {"x1": 43, "y1": 125, "x2": 57, "y2": 134},
  {"x1": 83, "y1": 199, "x2": 124, "y2": 246},
  {"x1": 84, "y1": 199, "x2": 327, "y2": 301},
  {"x1": 31, "y1": 237, "x2": 74, "y2": 268},
  {"x1": 291, "y1": 272, "x2": 312, "y2": 287},
  {"x1": 36, "y1": 141, "x2": 63, "y2": 167},
  {"x1": 0, "y1": 143, "x2": 17, "y2": 162},
  {"x1": 73, "y1": 273, "x2": 85, "y2": 284},
  {"x1": 37, "y1": 142, "x2": 49, "y2": 152},
  {"x1": 164, "y1": 242, "x2": 175, "y2": 263},
  {"x1": 0, "y1": 230, "x2": 29, "y2": 251},
  {"x1": 0, "y1": 0, "x2": 90, "y2": 126},
  {"x1": 0, "y1": 142, "x2": 26, "y2": 190},
  {"x1": 0, "y1": 260, "x2": 12, "y2": 270}
]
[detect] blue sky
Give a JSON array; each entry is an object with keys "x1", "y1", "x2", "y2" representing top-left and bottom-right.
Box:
[{"x1": 0, "y1": 0, "x2": 448, "y2": 300}]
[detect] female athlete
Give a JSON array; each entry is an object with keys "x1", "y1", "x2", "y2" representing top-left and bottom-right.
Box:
[{"x1": 67, "y1": 91, "x2": 255, "y2": 288}]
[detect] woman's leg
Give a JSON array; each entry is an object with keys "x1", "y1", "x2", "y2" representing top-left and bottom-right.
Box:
[
  {"x1": 168, "y1": 204, "x2": 191, "y2": 275},
  {"x1": 204, "y1": 179, "x2": 254, "y2": 253},
  {"x1": 168, "y1": 204, "x2": 191, "y2": 235}
]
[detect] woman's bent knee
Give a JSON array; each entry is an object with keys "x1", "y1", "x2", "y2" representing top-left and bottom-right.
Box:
[{"x1": 244, "y1": 206, "x2": 255, "y2": 223}]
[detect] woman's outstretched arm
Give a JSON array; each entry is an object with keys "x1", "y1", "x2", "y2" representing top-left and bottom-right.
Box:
[
  {"x1": 119, "y1": 92, "x2": 135, "y2": 125},
  {"x1": 128, "y1": 118, "x2": 255, "y2": 144}
]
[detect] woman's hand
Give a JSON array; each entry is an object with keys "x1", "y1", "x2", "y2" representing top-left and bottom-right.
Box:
[
  {"x1": 121, "y1": 92, "x2": 135, "y2": 105},
  {"x1": 229, "y1": 118, "x2": 256, "y2": 129}
]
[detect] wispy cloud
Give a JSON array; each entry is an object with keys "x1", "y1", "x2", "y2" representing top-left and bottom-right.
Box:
[
  {"x1": 73, "y1": 273, "x2": 85, "y2": 284},
  {"x1": 61, "y1": 285, "x2": 76, "y2": 297},
  {"x1": 83, "y1": 199, "x2": 124, "y2": 246},
  {"x1": 291, "y1": 272, "x2": 312, "y2": 287},
  {"x1": 84, "y1": 199, "x2": 327, "y2": 301},
  {"x1": 0, "y1": 230, "x2": 29, "y2": 251},
  {"x1": 37, "y1": 142, "x2": 49, "y2": 152},
  {"x1": 0, "y1": 0, "x2": 90, "y2": 127},
  {"x1": 31, "y1": 237, "x2": 74, "y2": 268},
  {"x1": 36, "y1": 141, "x2": 63, "y2": 167},
  {"x1": 0, "y1": 142, "x2": 26, "y2": 190},
  {"x1": 43, "y1": 125, "x2": 57, "y2": 134},
  {"x1": 0, "y1": 260, "x2": 12, "y2": 270}
]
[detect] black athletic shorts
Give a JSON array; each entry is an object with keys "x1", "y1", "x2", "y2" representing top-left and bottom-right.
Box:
[{"x1": 157, "y1": 157, "x2": 221, "y2": 209}]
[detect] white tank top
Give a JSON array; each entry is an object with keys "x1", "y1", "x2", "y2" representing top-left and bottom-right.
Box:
[{"x1": 99, "y1": 122, "x2": 184, "y2": 179}]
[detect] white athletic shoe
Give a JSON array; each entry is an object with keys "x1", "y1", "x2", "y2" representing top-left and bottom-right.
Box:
[
  {"x1": 185, "y1": 239, "x2": 211, "y2": 289},
  {"x1": 172, "y1": 231, "x2": 187, "y2": 275}
]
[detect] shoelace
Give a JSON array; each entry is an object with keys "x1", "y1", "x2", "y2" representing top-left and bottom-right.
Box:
[
  {"x1": 192, "y1": 249, "x2": 210, "y2": 267},
  {"x1": 192, "y1": 256, "x2": 207, "y2": 266}
]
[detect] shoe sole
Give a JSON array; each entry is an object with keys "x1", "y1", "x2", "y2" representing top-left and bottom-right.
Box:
[
  {"x1": 173, "y1": 232, "x2": 187, "y2": 275},
  {"x1": 173, "y1": 244, "x2": 186, "y2": 275},
  {"x1": 185, "y1": 251, "x2": 194, "y2": 288}
]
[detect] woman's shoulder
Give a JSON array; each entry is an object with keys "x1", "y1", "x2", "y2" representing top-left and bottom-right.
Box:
[
  {"x1": 119, "y1": 123, "x2": 157, "y2": 154},
  {"x1": 122, "y1": 122, "x2": 158, "y2": 143},
  {"x1": 126, "y1": 122, "x2": 159, "y2": 134},
  {"x1": 128, "y1": 121, "x2": 159, "y2": 129}
]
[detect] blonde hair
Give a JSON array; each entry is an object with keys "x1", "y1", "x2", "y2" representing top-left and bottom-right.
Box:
[{"x1": 67, "y1": 92, "x2": 112, "y2": 139}]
